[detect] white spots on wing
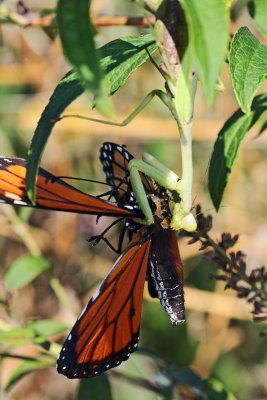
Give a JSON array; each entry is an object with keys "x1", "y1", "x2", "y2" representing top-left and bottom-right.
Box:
[
  {"x1": 0, "y1": 199, "x2": 5, "y2": 203},
  {"x1": 124, "y1": 205, "x2": 134, "y2": 210},
  {"x1": 108, "y1": 144, "x2": 112, "y2": 151},
  {"x1": 125, "y1": 153, "x2": 129, "y2": 160},
  {"x1": 13, "y1": 200, "x2": 27, "y2": 206},
  {"x1": 4, "y1": 158, "x2": 12, "y2": 163},
  {"x1": 94, "y1": 371, "x2": 98, "y2": 375},
  {"x1": 68, "y1": 334, "x2": 72, "y2": 341},
  {"x1": 74, "y1": 373, "x2": 78, "y2": 377},
  {"x1": 62, "y1": 356, "x2": 66, "y2": 360},
  {"x1": 134, "y1": 343, "x2": 138, "y2": 348},
  {"x1": 117, "y1": 146, "x2": 122, "y2": 152},
  {"x1": 106, "y1": 364, "x2": 110, "y2": 368},
  {"x1": 108, "y1": 155, "x2": 112, "y2": 161},
  {"x1": 116, "y1": 361, "x2": 120, "y2": 365},
  {"x1": 62, "y1": 347, "x2": 66, "y2": 351},
  {"x1": 102, "y1": 151, "x2": 107, "y2": 158},
  {"x1": 62, "y1": 366, "x2": 66, "y2": 370},
  {"x1": 127, "y1": 353, "x2": 130, "y2": 357},
  {"x1": 56, "y1": 363, "x2": 58, "y2": 369}
]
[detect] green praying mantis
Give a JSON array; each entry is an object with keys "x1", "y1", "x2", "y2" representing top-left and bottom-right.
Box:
[{"x1": 59, "y1": 83, "x2": 197, "y2": 233}]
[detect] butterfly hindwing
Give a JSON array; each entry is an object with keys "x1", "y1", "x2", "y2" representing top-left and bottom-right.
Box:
[
  {"x1": 147, "y1": 226, "x2": 185, "y2": 325},
  {"x1": 57, "y1": 236, "x2": 151, "y2": 378},
  {"x1": 0, "y1": 157, "x2": 139, "y2": 218}
]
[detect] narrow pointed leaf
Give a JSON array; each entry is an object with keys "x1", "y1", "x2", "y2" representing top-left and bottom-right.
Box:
[
  {"x1": 27, "y1": 320, "x2": 68, "y2": 337},
  {"x1": 57, "y1": 0, "x2": 112, "y2": 117},
  {"x1": 209, "y1": 94, "x2": 267, "y2": 211},
  {"x1": 5, "y1": 255, "x2": 51, "y2": 290},
  {"x1": 229, "y1": 27, "x2": 267, "y2": 115},
  {"x1": 26, "y1": 35, "x2": 156, "y2": 203},
  {"x1": 0, "y1": 328, "x2": 35, "y2": 346},
  {"x1": 180, "y1": 0, "x2": 229, "y2": 105}
]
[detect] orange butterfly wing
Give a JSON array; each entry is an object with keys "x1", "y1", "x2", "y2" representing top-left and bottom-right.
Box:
[
  {"x1": 0, "y1": 157, "x2": 139, "y2": 217},
  {"x1": 57, "y1": 236, "x2": 151, "y2": 378}
]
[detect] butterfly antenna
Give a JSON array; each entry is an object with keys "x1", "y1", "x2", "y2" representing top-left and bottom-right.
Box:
[{"x1": 52, "y1": 175, "x2": 116, "y2": 187}]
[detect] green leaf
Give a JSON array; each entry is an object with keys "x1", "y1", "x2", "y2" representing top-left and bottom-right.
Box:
[
  {"x1": 26, "y1": 34, "x2": 157, "y2": 203},
  {"x1": 201, "y1": 378, "x2": 237, "y2": 400},
  {"x1": 5, "y1": 255, "x2": 51, "y2": 290},
  {"x1": 208, "y1": 94, "x2": 267, "y2": 211},
  {"x1": 57, "y1": 0, "x2": 112, "y2": 117},
  {"x1": 27, "y1": 320, "x2": 68, "y2": 337},
  {"x1": 4, "y1": 357, "x2": 55, "y2": 393},
  {"x1": 248, "y1": 0, "x2": 267, "y2": 40},
  {"x1": 77, "y1": 374, "x2": 112, "y2": 400},
  {"x1": 99, "y1": 34, "x2": 157, "y2": 96},
  {"x1": 26, "y1": 70, "x2": 84, "y2": 203},
  {"x1": 180, "y1": 0, "x2": 229, "y2": 105},
  {"x1": 229, "y1": 26, "x2": 267, "y2": 115},
  {"x1": 0, "y1": 328, "x2": 35, "y2": 346}
]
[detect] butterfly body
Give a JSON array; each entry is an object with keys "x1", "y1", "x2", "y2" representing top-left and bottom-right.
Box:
[{"x1": 0, "y1": 142, "x2": 186, "y2": 379}]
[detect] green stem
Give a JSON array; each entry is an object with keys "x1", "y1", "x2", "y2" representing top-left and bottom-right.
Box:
[
  {"x1": 4, "y1": 206, "x2": 41, "y2": 257},
  {"x1": 0, "y1": 6, "x2": 28, "y2": 26},
  {"x1": 177, "y1": 121, "x2": 193, "y2": 214},
  {"x1": 49, "y1": 277, "x2": 77, "y2": 319}
]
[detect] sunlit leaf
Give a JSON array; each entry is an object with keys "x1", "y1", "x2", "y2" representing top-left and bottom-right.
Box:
[
  {"x1": 0, "y1": 328, "x2": 35, "y2": 346},
  {"x1": 209, "y1": 94, "x2": 267, "y2": 211},
  {"x1": 180, "y1": 0, "x2": 229, "y2": 104},
  {"x1": 57, "y1": 0, "x2": 112, "y2": 117},
  {"x1": 229, "y1": 26, "x2": 267, "y2": 114},
  {"x1": 5, "y1": 255, "x2": 51, "y2": 290},
  {"x1": 27, "y1": 320, "x2": 68, "y2": 338},
  {"x1": 201, "y1": 378, "x2": 237, "y2": 400}
]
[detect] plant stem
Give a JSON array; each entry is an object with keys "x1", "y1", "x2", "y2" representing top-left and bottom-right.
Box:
[
  {"x1": 4, "y1": 206, "x2": 41, "y2": 257},
  {"x1": 177, "y1": 121, "x2": 193, "y2": 214},
  {"x1": 0, "y1": 6, "x2": 27, "y2": 26},
  {"x1": 49, "y1": 277, "x2": 77, "y2": 320}
]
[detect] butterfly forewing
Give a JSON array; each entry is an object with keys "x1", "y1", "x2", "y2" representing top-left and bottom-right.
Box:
[
  {"x1": 100, "y1": 143, "x2": 153, "y2": 206},
  {"x1": 57, "y1": 236, "x2": 151, "y2": 378},
  {"x1": 0, "y1": 157, "x2": 139, "y2": 218}
]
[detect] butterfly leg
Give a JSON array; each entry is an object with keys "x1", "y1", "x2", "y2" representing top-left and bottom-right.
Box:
[{"x1": 88, "y1": 218, "x2": 125, "y2": 254}]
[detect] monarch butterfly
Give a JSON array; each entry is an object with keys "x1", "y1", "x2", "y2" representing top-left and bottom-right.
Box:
[{"x1": 0, "y1": 143, "x2": 186, "y2": 379}]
